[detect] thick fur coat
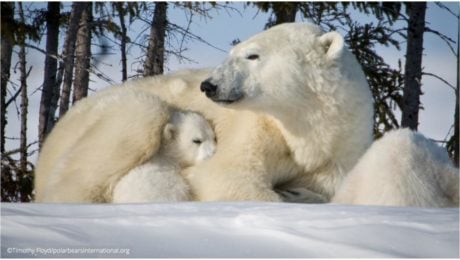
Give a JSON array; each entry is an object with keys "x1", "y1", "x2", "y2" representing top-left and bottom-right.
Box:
[{"x1": 35, "y1": 23, "x2": 457, "y2": 206}]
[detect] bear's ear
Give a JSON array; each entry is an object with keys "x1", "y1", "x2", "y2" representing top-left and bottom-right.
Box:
[
  {"x1": 163, "y1": 123, "x2": 176, "y2": 141},
  {"x1": 318, "y1": 31, "x2": 344, "y2": 60}
]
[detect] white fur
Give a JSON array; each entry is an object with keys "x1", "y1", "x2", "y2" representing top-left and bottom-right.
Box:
[
  {"x1": 35, "y1": 23, "x2": 456, "y2": 207},
  {"x1": 201, "y1": 22, "x2": 373, "y2": 199},
  {"x1": 165, "y1": 111, "x2": 216, "y2": 167},
  {"x1": 112, "y1": 111, "x2": 216, "y2": 203},
  {"x1": 332, "y1": 129, "x2": 459, "y2": 207},
  {"x1": 36, "y1": 88, "x2": 174, "y2": 202},
  {"x1": 111, "y1": 158, "x2": 190, "y2": 203},
  {"x1": 35, "y1": 23, "x2": 373, "y2": 203},
  {"x1": 318, "y1": 31, "x2": 344, "y2": 60}
]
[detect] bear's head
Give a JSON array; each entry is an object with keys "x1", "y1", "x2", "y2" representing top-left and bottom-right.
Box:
[
  {"x1": 200, "y1": 23, "x2": 370, "y2": 119},
  {"x1": 162, "y1": 111, "x2": 216, "y2": 167}
]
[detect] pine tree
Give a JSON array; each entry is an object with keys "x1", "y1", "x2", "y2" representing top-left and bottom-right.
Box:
[
  {"x1": 58, "y1": 2, "x2": 86, "y2": 117},
  {"x1": 401, "y1": 2, "x2": 427, "y2": 130},
  {"x1": 38, "y1": 2, "x2": 60, "y2": 147},
  {"x1": 72, "y1": 3, "x2": 92, "y2": 103},
  {"x1": 143, "y1": 2, "x2": 167, "y2": 76},
  {"x1": 115, "y1": 2, "x2": 128, "y2": 81},
  {"x1": 253, "y1": 2, "x2": 298, "y2": 28},
  {"x1": 1, "y1": 2, "x2": 15, "y2": 154},
  {"x1": 448, "y1": 15, "x2": 459, "y2": 166},
  {"x1": 18, "y1": 2, "x2": 33, "y2": 202}
]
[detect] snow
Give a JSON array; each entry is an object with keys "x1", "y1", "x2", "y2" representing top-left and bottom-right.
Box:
[{"x1": 1, "y1": 202, "x2": 459, "y2": 258}]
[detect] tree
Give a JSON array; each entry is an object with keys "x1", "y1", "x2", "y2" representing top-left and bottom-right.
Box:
[
  {"x1": 58, "y1": 2, "x2": 86, "y2": 117},
  {"x1": 115, "y1": 2, "x2": 128, "y2": 81},
  {"x1": 1, "y1": 2, "x2": 15, "y2": 154},
  {"x1": 143, "y1": 2, "x2": 168, "y2": 76},
  {"x1": 455, "y1": 20, "x2": 459, "y2": 166},
  {"x1": 18, "y1": 2, "x2": 28, "y2": 173},
  {"x1": 38, "y1": 2, "x2": 60, "y2": 147},
  {"x1": 401, "y1": 2, "x2": 427, "y2": 130},
  {"x1": 454, "y1": 74, "x2": 459, "y2": 166},
  {"x1": 253, "y1": 2, "x2": 298, "y2": 28},
  {"x1": 2, "y1": 2, "x2": 40, "y2": 202},
  {"x1": 18, "y1": 2, "x2": 33, "y2": 202},
  {"x1": 73, "y1": 3, "x2": 92, "y2": 103},
  {"x1": 448, "y1": 13, "x2": 459, "y2": 166}
]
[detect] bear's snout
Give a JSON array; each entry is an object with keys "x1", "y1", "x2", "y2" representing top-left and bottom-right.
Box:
[{"x1": 200, "y1": 79, "x2": 218, "y2": 98}]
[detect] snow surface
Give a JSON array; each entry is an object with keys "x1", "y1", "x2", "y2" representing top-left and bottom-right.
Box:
[{"x1": 1, "y1": 202, "x2": 459, "y2": 258}]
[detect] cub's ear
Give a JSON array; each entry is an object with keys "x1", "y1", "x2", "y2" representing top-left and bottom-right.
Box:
[
  {"x1": 163, "y1": 123, "x2": 176, "y2": 141},
  {"x1": 319, "y1": 31, "x2": 344, "y2": 60}
]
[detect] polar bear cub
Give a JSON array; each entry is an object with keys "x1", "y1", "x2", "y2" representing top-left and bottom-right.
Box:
[
  {"x1": 332, "y1": 129, "x2": 459, "y2": 207},
  {"x1": 112, "y1": 111, "x2": 216, "y2": 203}
]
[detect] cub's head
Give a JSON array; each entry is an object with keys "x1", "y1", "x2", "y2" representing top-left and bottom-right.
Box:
[
  {"x1": 200, "y1": 23, "x2": 367, "y2": 115},
  {"x1": 163, "y1": 111, "x2": 216, "y2": 167}
]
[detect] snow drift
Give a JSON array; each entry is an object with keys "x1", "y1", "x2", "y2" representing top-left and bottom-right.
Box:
[{"x1": 1, "y1": 202, "x2": 458, "y2": 258}]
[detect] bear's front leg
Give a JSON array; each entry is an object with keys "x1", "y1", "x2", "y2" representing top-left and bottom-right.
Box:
[{"x1": 183, "y1": 159, "x2": 282, "y2": 202}]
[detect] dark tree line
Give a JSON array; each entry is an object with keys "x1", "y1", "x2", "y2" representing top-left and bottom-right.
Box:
[{"x1": 1, "y1": 2, "x2": 458, "y2": 201}]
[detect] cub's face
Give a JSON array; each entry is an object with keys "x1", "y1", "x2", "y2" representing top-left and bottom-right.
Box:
[{"x1": 163, "y1": 111, "x2": 216, "y2": 167}]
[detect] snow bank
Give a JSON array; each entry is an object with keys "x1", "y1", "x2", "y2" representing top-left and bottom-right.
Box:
[{"x1": 1, "y1": 202, "x2": 458, "y2": 258}]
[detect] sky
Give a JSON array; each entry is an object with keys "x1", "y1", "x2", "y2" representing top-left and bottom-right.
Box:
[{"x1": 4, "y1": 2, "x2": 459, "y2": 163}]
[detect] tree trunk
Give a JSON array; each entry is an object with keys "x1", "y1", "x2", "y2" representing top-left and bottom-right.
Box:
[
  {"x1": 58, "y1": 2, "x2": 86, "y2": 117},
  {"x1": 454, "y1": 86, "x2": 459, "y2": 167},
  {"x1": 38, "y1": 2, "x2": 60, "y2": 148},
  {"x1": 72, "y1": 3, "x2": 92, "y2": 103},
  {"x1": 143, "y1": 2, "x2": 167, "y2": 77},
  {"x1": 18, "y1": 2, "x2": 28, "y2": 172},
  {"x1": 454, "y1": 16, "x2": 459, "y2": 167},
  {"x1": 116, "y1": 2, "x2": 128, "y2": 82},
  {"x1": 0, "y1": 2, "x2": 15, "y2": 154},
  {"x1": 273, "y1": 3, "x2": 298, "y2": 25},
  {"x1": 401, "y1": 2, "x2": 426, "y2": 130}
]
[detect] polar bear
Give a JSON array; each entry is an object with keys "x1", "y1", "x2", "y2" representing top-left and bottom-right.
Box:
[
  {"x1": 126, "y1": 23, "x2": 374, "y2": 202},
  {"x1": 332, "y1": 129, "x2": 459, "y2": 207},
  {"x1": 35, "y1": 22, "x2": 374, "y2": 203},
  {"x1": 195, "y1": 22, "x2": 458, "y2": 206},
  {"x1": 112, "y1": 111, "x2": 216, "y2": 203},
  {"x1": 36, "y1": 22, "x2": 457, "y2": 207},
  {"x1": 188, "y1": 23, "x2": 374, "y2": 201},
  {"x1": 35, "y1": 87, "x2": 197, "y2": 202}
]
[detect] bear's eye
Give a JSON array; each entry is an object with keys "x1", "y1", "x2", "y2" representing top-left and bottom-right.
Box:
[
  {"x1": 246, "y1": 54, "x2": 259, "y2": 60},
  {"x1": 192, "y1": 139, "x2": 202, "y2": 145}
]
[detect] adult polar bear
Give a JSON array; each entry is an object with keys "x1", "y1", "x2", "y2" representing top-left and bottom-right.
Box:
[
  {"x1": 200, "y1": 22, "x2": 457, "y2": 206},
  {"x1": 35, "y1": 23, "x2": 372, "y2": 202}
]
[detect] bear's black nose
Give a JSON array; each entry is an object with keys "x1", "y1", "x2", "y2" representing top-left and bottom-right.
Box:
[{"x1": 200, "y1": 79, "x2": 218, "y2": 98}]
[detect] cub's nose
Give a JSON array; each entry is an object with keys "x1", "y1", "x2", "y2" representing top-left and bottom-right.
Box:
[{"x1": 200, "y1": 79, "x2": 218, "y2": 98}]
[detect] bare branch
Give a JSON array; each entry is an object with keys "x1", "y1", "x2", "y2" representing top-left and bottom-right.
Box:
[
  {"x1": 5, "y1": 86, "x2": 22, "y2": 108},
  {"x1": 24, "y1": 43, "x2": 62, "y2": 62},
  {"x1": 422, "y1": 72, "x2": 456, "y2": 92},
  {"x1": 4, "y1": 64, "x2": 31, "y2": 108},
  {"x1": 3, "y1": 141, "x2": 38, "y2": 157},
  {"x1": 435, "y1": 2, "x2": 460, "y2": 19},
  {"x1": 178, "y1": 10, "x2": 194, "y2": 55},
  {"x1": 424, "y1": 26, "x2": 457, "y2": 56},
  {"x1": 168, "y1": 22, "x2": 227, "y2": 53},
  {"x1": 90, "y1": 63, "x2": 116, "y2": 85}
]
